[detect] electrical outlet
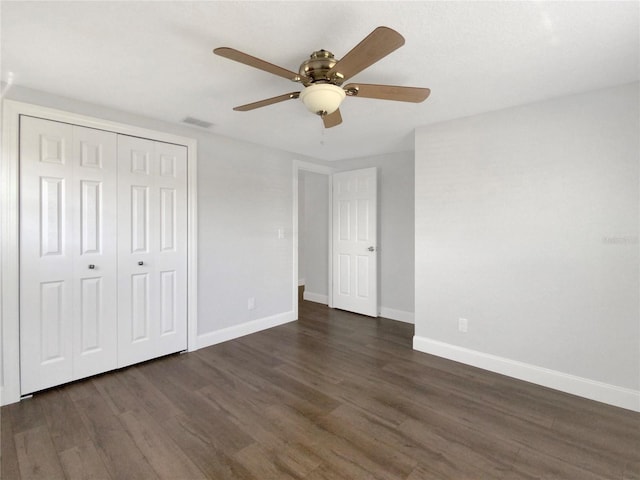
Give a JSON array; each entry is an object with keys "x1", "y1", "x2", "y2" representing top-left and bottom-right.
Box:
[
  {"x1": 458, "y1": 318, "x2": 468, "y2": 333},
  {"x1": 248, "y1": 297, "x2": 256, "y2": 310}
]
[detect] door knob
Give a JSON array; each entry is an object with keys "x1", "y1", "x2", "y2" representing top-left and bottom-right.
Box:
[
  {"x1": 368, "y1": 246, "x2": 375, "y2": 252},
  {"x1": 88, "y1": 264, "x2": 95, "y2": 269},
  {"x1": 138, "y1": 261, "x2": 144, "y2": 266}
]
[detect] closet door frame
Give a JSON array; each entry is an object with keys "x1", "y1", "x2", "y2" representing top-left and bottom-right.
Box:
[{"x1": 1, "y1": 100, "x2": 199, "y2": 406}]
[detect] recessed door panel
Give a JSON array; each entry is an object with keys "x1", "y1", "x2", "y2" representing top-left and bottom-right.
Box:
[
  {"x1": 40, "y1": 134, "x2": 65, "y2": 164},
  {"x1": 160, "y1": 271, "x2": 176, "y2": 335},
  {"x1": 40, "y1": 177, "x2": 64, "y2": 256},
  {"x1": 80, "y1": 277, "x2": 101, "y2": 352},
  {"x1": 80, "y1": 141, "x2": 102, "y2": 168},
  {"x1": 160, "y1": 188, "x2": 176, "y2": 251},
  {"x1": 81, "y1": 180, "x2": 101, "y2": 254},
  {"x1": 357, "y1": 199, "x2": 369, "y2": 242},
  {"x1": 339, "y1": 200, "x2": 351, "y2": 241},
  {"x1": 356, "y1": 256, "x2": 370, "y2": 298},
  {"x1": 131, "y1": 273, "x2": 150, "y2": 342},
  {"x1": 40, "y1": 281, "x2": 65, "y2": 363},
  {"x1": 160, "y1": 154, "x2": 176, "y2": 177},
  {"x1": 131, "y1": 150, "x2": 149, "y2": 175},
  {"x1": 131, "y1": 186, "x2": 149, "y2": 253},
  {"x1": 338, "y1": 254, "x2": 351, "y2": 296}
]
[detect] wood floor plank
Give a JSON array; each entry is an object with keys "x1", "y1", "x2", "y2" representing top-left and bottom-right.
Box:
[
  {"x1": 119, "y1": 407, "x2": 207, "y2": 479},
  {"x1": 73, "y1": 391, "x2": 159, "y2": 479},
  {"x1": 38, "y1": 387, "x2": 92, "y2": 453},
  {"x1": 160, "y1": 414, "x2": 255, "y2": 479},
  {"x1": 58, "y1": 441, "x2": 113, "y2": 480},
  {"x1": 116, "y1": 365, "x2": 184, "y2": 420},
  {"x1": 14, "y1": 425, "x2": 65, "y2": 480},
  {"x1": 0, "y1": 408, "x2": 22, "y2": 480},
  {"x1": 624, "y1": 460, "x2": 640, "y2": 480},
  {"x1": 92, "y1": 371, "x2": 145, "y2": 416},
  {"x1": 5, "y1": 397, "x2": 46, "y2": 435},
  {"x1": 233, "y1": 443, "x2": 300, "y2": 480}
]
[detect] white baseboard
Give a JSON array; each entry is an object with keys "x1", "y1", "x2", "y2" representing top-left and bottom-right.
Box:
[
  {"x1": 413, "y1": 335, "x2": 640, "y2": 413},
  {"x1": 298, "y1": 278, "x2": 305, "y2": 287},
  {"x1": 196, "y1": 311, "x2": 296, "y2": 350},
  {"x1": 379, "y1": 307, "x2": 414, "y2": 324},
  {"x1": 303, "y1": 291, "x2": 328, "y2": 305}
]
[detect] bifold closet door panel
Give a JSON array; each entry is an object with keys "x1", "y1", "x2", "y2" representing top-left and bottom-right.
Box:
[
  {"x1": 117, "y1": 135, "x2": 188, "y2": 368},
  {"x1": 20, "y1": 117, "x2": 118, "y2": 394},
  {"x1": 71, "y1": 125, "x2": 118, "y2": 380},
  {"x1": 153, "y1": 140, "x2": 188, "y2": 357}
]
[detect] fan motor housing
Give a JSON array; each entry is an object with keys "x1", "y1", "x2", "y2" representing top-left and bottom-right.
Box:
[{"x1": 299, "y1": 50, "x2": 343, "y2": 86}]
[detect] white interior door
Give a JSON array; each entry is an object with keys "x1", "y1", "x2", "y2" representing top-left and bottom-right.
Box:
[
  {"x1": 331, "y1": 167, "x2": 378, "y2": 317},
  {"x1": 20, "y1": 117, "x2": 118, "y2": 394},
  {"x1": 117, "y1": 135, "x2": 188, "y2": 367}
]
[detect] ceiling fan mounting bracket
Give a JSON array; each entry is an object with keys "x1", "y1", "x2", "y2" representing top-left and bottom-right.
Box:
[{"x1": 299, "y1": 50, "x2": 344, "y2": 86}]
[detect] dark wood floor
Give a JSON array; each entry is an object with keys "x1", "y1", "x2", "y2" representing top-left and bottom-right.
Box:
[{"x1": 2, "y1": 295, "x2": 639, "y2": 479}]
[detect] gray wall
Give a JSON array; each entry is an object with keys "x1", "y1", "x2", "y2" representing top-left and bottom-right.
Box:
[{"x1": 414, "y1": 82, "x2": 639, "y2": 390}]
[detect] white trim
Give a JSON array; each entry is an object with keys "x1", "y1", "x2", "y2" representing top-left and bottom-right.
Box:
[
  {"x1": 303, "y1": 291, "x2": 328, "y2": 305},
  {"x1": 298, "y1": 278, "x2": 306, "y2": 287},
  {"x1": 295, "y1": 161, "x2": 333, "y2": 176},
  {"x1": 327, "y1": 175, "x2": 333, "y2": 308},
  {"x1": 379, "y1": 307, "x2": 414, "y2": 324},
  {"x1": 186, "y1": 139, "x2": 199, "y2": 352},
  {"x1": 196, "y1": 311, "x2": 296, "y2": 349},
  {"x1": 0, "y1": 100, "x2": 198, "y2": 405},
  {"x1": 1, "y1": 100, "x2": 21, "y2": 406},
  {"x1": 413, "y1": 335, "x2": 640, "y2": 412},
  {"x1": 292, "y1": 163, "x2": 299, "y2": 320}
]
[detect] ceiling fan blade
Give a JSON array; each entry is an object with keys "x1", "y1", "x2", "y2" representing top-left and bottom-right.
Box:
[
  {"x1": 344, "y1": 83, "x2": 431, "y2": 103},
  {"x1": 214, "y1": 47, "x2": 304, "y2": 82},
  {"x1": 327, "y1": 26, "x2": 405, "y2": 82},
  {"x1": 233, "y1": 92, "x2": 300, "y2": 111},
  {"x1": 322, "y1": 109, "x2": 342, "y2": 128}
]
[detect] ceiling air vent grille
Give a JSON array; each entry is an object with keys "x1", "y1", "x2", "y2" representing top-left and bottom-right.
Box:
[{"x1": 182, "y1": 116, "x2": 214, "y2": 129}]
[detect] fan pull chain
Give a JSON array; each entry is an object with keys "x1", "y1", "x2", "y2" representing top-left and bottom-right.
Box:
[{"x1": 320, "y1": 116, "x2": 325, "y2": 146}]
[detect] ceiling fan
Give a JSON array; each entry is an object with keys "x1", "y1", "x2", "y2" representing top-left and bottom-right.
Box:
[{"x1": 213, "y1": 26, "x2": 431, "y2": 128}]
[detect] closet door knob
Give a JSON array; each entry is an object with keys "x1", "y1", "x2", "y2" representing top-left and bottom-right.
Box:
[{"x1": 138, "y1": 261, "x2": 144, "y2": 266}]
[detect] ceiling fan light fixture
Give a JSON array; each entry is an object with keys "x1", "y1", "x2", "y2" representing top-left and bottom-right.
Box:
[{"x1": 299, "y1": 83, "x2": 345, "y2": 116}]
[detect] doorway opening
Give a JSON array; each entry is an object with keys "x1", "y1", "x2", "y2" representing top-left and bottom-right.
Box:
[{"x1": 296, "y1": 167, "x2": 330, "y2": 312}]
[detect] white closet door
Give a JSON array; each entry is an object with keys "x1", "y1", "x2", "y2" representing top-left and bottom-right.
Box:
[
  {"x1": 71, "y1": 126, "x2": 118, "y2": 380},
  {"x1": 20, "y1": 117, "x2": 118, "y2": 394},
  {"x1": 117, "y1": 135, "x2": 187, "y2": 367}
]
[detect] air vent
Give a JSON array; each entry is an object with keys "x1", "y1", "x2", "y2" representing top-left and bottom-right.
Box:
[{"x1": 182, "y1": 116, "x2": 214, "y2": 129}]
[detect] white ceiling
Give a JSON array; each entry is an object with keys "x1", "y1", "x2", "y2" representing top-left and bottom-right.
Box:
[{"x1": 2, "y1": 1, "x2": 638, "y2": 161}]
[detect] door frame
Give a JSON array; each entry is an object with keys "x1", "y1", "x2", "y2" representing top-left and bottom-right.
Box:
[
  {"x1": 292, "y1": 160, "x2": 333, "y2": 319},
  {"x1": 1, "y1": 100, "x2": 199, "y2": 405}
]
